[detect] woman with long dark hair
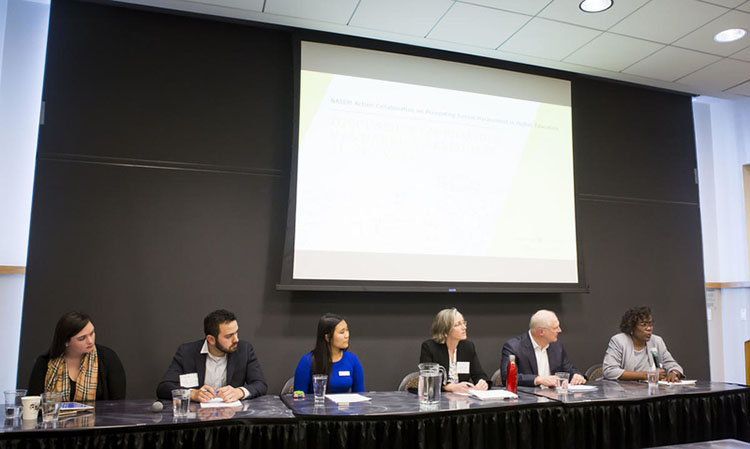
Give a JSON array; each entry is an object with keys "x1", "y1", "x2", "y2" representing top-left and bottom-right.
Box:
[
  {"x1": 293, "y1": 313, "x2": 364, "y2": 394},
  {"x1": 28, "y1": 312, "x2": 126, "y2": 400}
]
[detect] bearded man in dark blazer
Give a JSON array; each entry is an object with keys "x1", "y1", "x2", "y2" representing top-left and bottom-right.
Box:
[{"x1": 157, "y1": 309, "x2": 267, "y2": 402}]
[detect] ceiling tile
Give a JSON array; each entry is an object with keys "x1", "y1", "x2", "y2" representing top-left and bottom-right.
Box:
[
  {"x1": 725, "y1": 79, "x2": 750, "y2": 95},
  {"x1": 623, "y1": 46, "x2": 722, "y2": 81},
  {"x1": 673, "y1": 10, "x2": 750, "y2": 56},
  {"x1": 564, "y1": 32, "x2": 663, "y2": 72},
  {"x1": 427, "y1": 3, "x2": 530, "y2": 49},
  {"x1": 500, "y1": 18, "x2": 600, "y2": 60},
  {"x1": 700, "y1": 0, "x2": 745, "y2": 7},
  {"x1": 732, "y1": 45, "x2": 750, "y2": 61},
  {"x1": 610, "y1": 0, "x2": 727, "y2": 44},
  {"x1": 264, "y1": 0, "x2": 358, "y2": 23},
  {"x1": 457, "y1": 0, "x2": 552, "y2": 15},
  {"x1": 183, "y1": 0, "x2": 263, "y2": 10},
  {"x1": 738, "y1": 1, "x2": 750, "y2": 12},
  {"x1": 538, "y1": 0, "x2": 650, "y2": 31},
  {"x1": 676, "y1": 58, "x2": 750, "y2": 90},
  {"x1": 349, "y1": 0, "x2": 453, "y2": 37}
]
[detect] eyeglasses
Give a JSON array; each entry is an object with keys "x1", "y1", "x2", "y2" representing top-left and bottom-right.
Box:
[
  {"x1": 454, "y1": 321, "x2": 468, "y2": 328},
  {"x1": 638, "y1": 321, "x2": 654, "y2": 328},
  {"x1": 542, "y1": 326, "x2": 561, "y2": 332}
]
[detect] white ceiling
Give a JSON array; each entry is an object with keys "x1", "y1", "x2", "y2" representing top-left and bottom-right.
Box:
[{"x1": 114, "y1": 0, "x2": 750, "y2": 98}]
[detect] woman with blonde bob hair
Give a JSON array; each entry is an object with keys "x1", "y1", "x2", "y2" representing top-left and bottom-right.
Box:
[{"x1": 419, "y1": 308, "x2": 489, "y2": 393}]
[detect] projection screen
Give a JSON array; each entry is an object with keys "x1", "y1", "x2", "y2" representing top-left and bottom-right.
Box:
[{"x1": 279, "y1": 40, "x2": 585, "y2": 292}]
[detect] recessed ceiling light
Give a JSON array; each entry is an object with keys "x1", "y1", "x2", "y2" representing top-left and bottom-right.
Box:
[
  {"x1": 713, "y1": 28, "x2": 747, "y2": 43},
  {"x1": 579, "y1": 0, "x2": 613, "y2": 13}
]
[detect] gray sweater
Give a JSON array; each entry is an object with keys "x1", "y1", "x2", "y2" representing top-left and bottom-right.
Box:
[{"x1": 602, "y1": 332, "x2": 683, "y2": 380}]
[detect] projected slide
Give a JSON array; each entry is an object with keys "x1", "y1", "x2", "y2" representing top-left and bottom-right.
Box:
[{"x1": 290, "y1": 42, "x2": 578, "y2": 285}]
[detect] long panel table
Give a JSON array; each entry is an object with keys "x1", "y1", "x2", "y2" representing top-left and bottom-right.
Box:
[
  {"x1": 282, "y1": 390, "x2": 562, "y2": 449},
  {"x1": 0, "y1": 396, "x2": 297, "y2": 449},
  {"x1": 2, "y1": 381, "x2": 749, "y2": 449},
  {"x1": 519, "y1": 380, "x2": 750, "y2": 449}
]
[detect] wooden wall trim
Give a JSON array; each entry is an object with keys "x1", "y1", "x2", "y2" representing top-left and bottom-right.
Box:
[
  {"x1": 706, "y1": 281, "x2": 750, "y2": 289},
  {"x1": 0, "y1": 266, "x2": 26, "y2": 275}
]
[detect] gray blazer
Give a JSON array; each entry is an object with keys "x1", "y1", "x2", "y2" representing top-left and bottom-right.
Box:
[{"x1": 602, "y1": 332, "x2": 683, "y2": 380}]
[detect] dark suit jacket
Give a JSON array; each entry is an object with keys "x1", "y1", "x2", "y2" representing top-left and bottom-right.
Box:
[
  {"x1": 156, "y1": 339, "x2": 267, "y2": 400},
  {"x1": 28, "y1": 344, "x2": 127, "y2": 400},
  {"x1": 420, "y1": 339, "x2": 490, "y2": 388},
  {"x1": 501, "y1": 333, "x2": 580, "y2": 387}
]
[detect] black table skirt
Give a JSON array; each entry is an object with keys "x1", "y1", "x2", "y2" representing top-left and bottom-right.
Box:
[
  {"x1": 2, "y1": 388, "x2": 749, "y2": 449},
  {"x1": 562, "y1": 389, "x2": 750, "y2": 449},
  {"x1": 298, "y1": 405, "x2": 565, "y2": 449},
  {"x1": 0, "y1": 419, "x2": 297, "y2": 449}
]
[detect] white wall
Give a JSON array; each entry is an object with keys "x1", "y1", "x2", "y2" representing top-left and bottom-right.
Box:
[
  {"x1": 0, "y1": 0, "x2": 50, "y2": 391},
  {"x1": 694, "y1": 95, "x2": 750, "y2": 383}
]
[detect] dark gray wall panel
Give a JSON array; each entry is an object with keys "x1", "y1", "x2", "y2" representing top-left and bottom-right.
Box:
[
  {"x1": 20, "y1": 159, "x2": 289, "y2": 397},
  {"x1": 573, "y1": 79, "x2": 699, "y2": 203},
  {"x1": 37, "y1": 0, "x2": 292, "y2": 170}
]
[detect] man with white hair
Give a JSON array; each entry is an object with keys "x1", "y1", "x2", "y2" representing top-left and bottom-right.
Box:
[{"x1": 500, "y1": 310, "x2": 586, "y2": 387}]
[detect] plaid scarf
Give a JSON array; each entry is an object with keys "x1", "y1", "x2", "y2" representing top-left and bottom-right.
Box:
[{"x1": 44, "y1": 346, "x2": 99, "y2": 401}]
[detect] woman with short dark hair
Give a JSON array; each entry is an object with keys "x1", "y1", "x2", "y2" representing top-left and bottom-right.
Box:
[
  {"x1": 602, "y1": 306, "x2": 683, "y2": 382},
  {"x1": 293, "y1": 313, "x2": 364, "y2": 394},
  {"x1": 420, "y1": 308, "x2": 489, "y2": 393},
  {"x1": 28, "y1": 312, "x2": 126, "y2": 400}
]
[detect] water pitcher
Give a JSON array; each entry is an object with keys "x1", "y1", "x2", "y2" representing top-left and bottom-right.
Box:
[{"x1": 417, "y1": 363, "x2": 446, "y2": 405}]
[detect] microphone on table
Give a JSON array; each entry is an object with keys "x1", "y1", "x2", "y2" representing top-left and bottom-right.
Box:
[
  {"x1": 151, "y1": 401, "x2": 164, "y2": 413},
  {"x1": 651, "y1": 347, "x2": 660, "y2": 369}
]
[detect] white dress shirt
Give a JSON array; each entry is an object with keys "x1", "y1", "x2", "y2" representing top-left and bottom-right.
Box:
[
  {"x1": 201, "y1": 340, "x2": 249, "y2": 399},
  {"x1": 529, "y1": 330, "x2": 550, "y2": 378}
]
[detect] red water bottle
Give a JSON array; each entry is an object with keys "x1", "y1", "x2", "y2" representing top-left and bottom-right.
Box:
[{"x1": 506, "y1": 354, "x2": 517, "y2": 393}]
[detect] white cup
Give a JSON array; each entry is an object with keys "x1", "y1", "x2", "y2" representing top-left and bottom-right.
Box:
[{"x1": 21, "y1": 396, "x2": 41, "y2": 420}]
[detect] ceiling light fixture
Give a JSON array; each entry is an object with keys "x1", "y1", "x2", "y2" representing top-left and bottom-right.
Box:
[
  {"x1": 579, "y1": 0, "x2": 613, "y2": 13},
  {"x1": 713, "y1": 28, "x2": 747, "y2": 43}
]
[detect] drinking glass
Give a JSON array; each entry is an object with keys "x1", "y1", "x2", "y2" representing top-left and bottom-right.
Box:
[
  {"x1": 40, "y1": 392, "x2": 62, "y2": 423},
  {"x1": 171, "y1": 389, "x2": 191, "y2": 417},
  {"x1": 4, "y1": 389, "x2": 27, "y2": 419},
  {"x1": 312, "y1": 375, "x2": 328, "y2": 405}
]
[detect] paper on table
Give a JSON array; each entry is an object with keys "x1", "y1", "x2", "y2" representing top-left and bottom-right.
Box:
[
  {"x1": 658, "y1": 379, "x2": 697, "y2": 386},
  {"x1": 468, "y1": 389, "x2": 518, "y2": 400},
  {"x1": 200, "y1": 398, "x2": 243, "y2": 408},
  {"x1": 566, "y1": 385, "x2": 597, "y2": 392},
  {"x1": 325, "y1": 394, "x2": 372, "y2": 403}
]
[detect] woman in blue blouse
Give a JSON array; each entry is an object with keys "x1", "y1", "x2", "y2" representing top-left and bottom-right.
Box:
[{"x1": 294, "y1": 313, "x2": 364, "y2": 394}]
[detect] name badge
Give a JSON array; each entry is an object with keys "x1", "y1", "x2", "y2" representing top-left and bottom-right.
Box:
[
  {"x1": 456, "y1": 362, "x2": 470, "y2": 374},
  {"x1": 180, "y1": 373, "x2": 199, "y2": 388},
  {"x1": 338, "y1": 371, "x2": 351, "y2": 377}
]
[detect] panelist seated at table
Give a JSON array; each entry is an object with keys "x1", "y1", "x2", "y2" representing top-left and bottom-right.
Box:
[
  {"x1": 294, "y1": 313, "x2": 364, "y2": 394},
  {"x1": 501, "y1": 310, "x2": 585, "y2": 387},
  {"x1": 157, "y1": 309, "x2": 268, "y2": 402},
  {"x1": 28, "y1": 311, "x2": 126, "y2": 401},
  {"x1": 603, "y1": 306, "x2": 683, "y2": 382},
  {"x1": 420, "y1": 308, "x2": 490, "y2": 394}
]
